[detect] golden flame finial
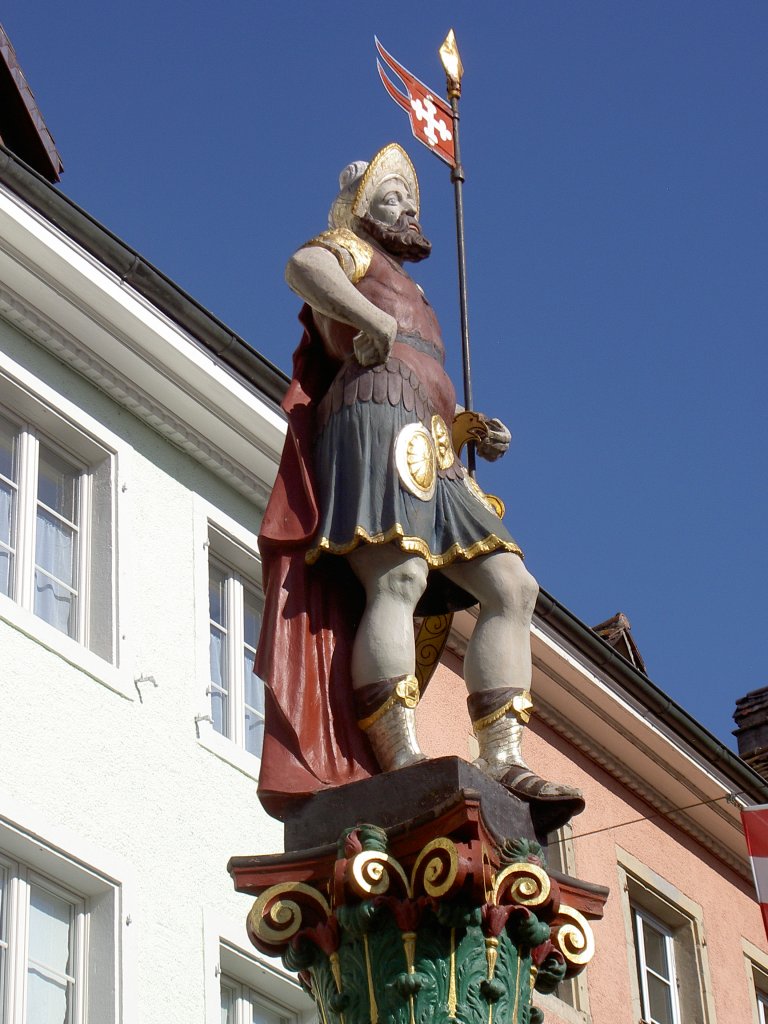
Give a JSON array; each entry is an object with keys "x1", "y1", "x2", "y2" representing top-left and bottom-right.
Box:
[{"x1": 439, "y1": 29, "x2": 464, "y2": 98}]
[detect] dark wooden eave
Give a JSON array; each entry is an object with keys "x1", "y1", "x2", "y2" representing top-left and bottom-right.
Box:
[{"x1": 0, "y1": 24, "x2": 63, "y2": 183}]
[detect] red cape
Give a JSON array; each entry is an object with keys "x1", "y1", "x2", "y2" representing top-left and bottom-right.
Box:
[{"x1": 255, "y1": 307, "x2": 379, "y2": 818}]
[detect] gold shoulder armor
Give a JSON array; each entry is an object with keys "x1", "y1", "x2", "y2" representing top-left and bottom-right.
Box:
[{"x1": 303, "y1": 227, "x2": 373, "y2": 284}]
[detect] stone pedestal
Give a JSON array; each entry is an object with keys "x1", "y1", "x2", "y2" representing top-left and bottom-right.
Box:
[{"x1": 229, "y1": 758, "x2": 606, "y2": 1024}]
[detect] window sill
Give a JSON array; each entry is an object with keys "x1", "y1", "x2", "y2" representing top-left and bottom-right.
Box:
[
  {"x1": 0, "y1": 594, "x2": 132, "y2": 700},
  {"x1": 196, "y1": 723, "x2": 261, "y2": 782}
]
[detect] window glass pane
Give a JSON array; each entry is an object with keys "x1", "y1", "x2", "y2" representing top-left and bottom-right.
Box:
[
  {"x1": 646, "y1": 971, "x2": 674, "y2": 1024},
  {"x1": 211, "y1": 688, "x2": 229, "y2": 737},
  {"x1": 642, "y1": 921, "x2": 670, "y2": 978},
  {"x1": 0, "y1": 864, "x2": 5, "y2": 931},
  {"x1": 0, "y1": 546, "x2": 12, "y2": 599},
  {"x1": 27, "y1": 882, "x2": 75, "y2": 1024},
  {"x1": 209, "y1": 564, "x2": 229, "y2": 737},
  {"x1": 220, "y1": 980, "x2": 236, "y2": 1024},
  {"x1": 26, "y1": 969, "x2": 69, "y2": 1024},
  {"x1": 37, "y1": 445, "x2": 78, "y2": 523},
  {"x1": 0, "y1": 413, "x2": 16, "y2": 483},
  {"x1": 0, "y1": 865, "x2": 6, "y2": 1022},
  {"x1": 209, "y1": 566, "x2": 227, "y2": 627},
  {"x1": 35, "y1": 511, "x2": 77, "y2": 587},
  {"x1": 0, "y1": 415, "x2": 17, "y2": 598},
  {"x1": 28, "y1": 884, "x2": 73, "y2": 978},
  {"x1": 244, "y1": 667, "x2": 264, "y2": 715},
  {"x1": 243, "y1": 589, "x2": 262, "y2": 649},
  {"x1": 0, "y1": 480, "x2": 14, "y2": 548},
  {"x1": 244, "y1": 707, "x2": 264, "y2": 758},
  {"x1": 250, "y1": 994, "x2": 288, "y2": 1024},
  {"x1": 210, "y1": 625, "x2": 228, "y2": 689},
  {"x1": 34, "y1": 571, "x2": 77, "y2": 638}
]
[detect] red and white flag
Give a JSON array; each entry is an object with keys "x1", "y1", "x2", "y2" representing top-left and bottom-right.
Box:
[
  {"x1": 375, "y1": 37, "x2": 456, "y2": 168},
  {"x1": 742, "y1": 805, "x2": 768, "y2": 937}
]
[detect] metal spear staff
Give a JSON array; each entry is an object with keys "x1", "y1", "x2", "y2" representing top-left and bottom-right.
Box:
[
  {"x1": 438, "y1": 31, "x2": 476, "y2": 476},
  {"x1": 375, "y1": 32, "x2": 480, "y2": 476}
]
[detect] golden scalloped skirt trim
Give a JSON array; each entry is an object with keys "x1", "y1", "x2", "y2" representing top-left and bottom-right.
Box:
[{"x1": 305, "y1": 523, "x2": 523, "y2": 567}]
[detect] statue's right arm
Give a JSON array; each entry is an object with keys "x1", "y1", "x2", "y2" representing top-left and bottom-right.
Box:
[{"x1": 285, "y1": 247, "x2": 396, "y2": 366}]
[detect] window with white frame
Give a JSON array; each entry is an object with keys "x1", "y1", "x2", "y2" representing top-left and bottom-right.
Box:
[
  {"x1": 0, "y1": 853, "x2": 85, "y2": 1023},
  {"x1": 632, "y1": 905, "x2": 681, "y2": 1024},
  {"x1": 220, "y1": 973, "x2": 295, "y2": 1024},
  {"x1": 207, "y1": 529, "x2": 265, "y2": 758},
  {"x1": 205, "y1": 917, "x2": 313, "y2": 1024},
  {"x1": 750, "y1": 956, "x2": 768, "y2": 1024},
  {"x1": 0, "y1": 377, "x2": 114, "y2": 662},
  {"x1": 620, "y1": 857, "x2": 713, "y2": 1024}
]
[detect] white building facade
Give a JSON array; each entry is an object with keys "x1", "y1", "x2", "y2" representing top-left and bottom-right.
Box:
[{"x1": 0, "y1": 144, "x2": 314, "y2": 1024}]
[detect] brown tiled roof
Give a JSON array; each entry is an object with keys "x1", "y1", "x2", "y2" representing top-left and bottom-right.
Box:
[
  {"x1": 592, "y1": 611, "x2": 647, "y2": 674},
  {"x1": 0, "y1": 23, "x2": 63, "y2": 182}
]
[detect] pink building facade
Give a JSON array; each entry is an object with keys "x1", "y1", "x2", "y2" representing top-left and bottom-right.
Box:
[{"x1": 419, "y1": 604, "x2": 768, "y2": 1024}]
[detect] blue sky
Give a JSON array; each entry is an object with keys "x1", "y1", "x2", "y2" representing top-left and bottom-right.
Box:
[{"x1": 4, "y1": 3, "x2": 767, "y2": 748}]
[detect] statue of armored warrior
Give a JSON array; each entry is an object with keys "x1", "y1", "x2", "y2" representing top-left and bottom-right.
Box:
[{"x1": 255, "y1": 143, "x2": 581, "y2": 816}]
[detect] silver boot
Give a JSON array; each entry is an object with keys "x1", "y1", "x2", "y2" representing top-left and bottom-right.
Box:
[
  {"x1": 472, "y1": 690, "x2": 583, "y2": 803},
  {"x1": 357, "y1": 675, "x2": 425, "y2": 771}
]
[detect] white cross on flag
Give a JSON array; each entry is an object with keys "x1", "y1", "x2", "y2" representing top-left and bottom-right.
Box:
[
  {"x1": 375, "y1": 37, "x2": 456, "y2": 168},
  {"x1": 742, "y1": 805, "x2": 768, "y2": 938}
]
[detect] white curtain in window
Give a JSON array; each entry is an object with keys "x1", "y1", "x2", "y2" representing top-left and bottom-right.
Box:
[
  {"x1": 27, "y1": 883, "x2": 74, "y2": 1024},
  {"x1": 244, "y1": 671, "x2": 265, "y2": 757},
  {"x1": 220, "y1": 981, "x2": 235, "y2": 1024},
  {"x1": 0, "y1": 482, "x2": 13, "y2": 597},
  {"x1": 0, "y1": 866, "x2": 7, "y2": 1019},
  {"x1": 0, "y1": 416, "x2": 16, "y2": 599},
  {"x1": 34, "y1": 508, "x2": 77, "y2": 637}
]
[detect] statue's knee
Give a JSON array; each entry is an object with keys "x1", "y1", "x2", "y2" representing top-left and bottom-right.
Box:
[
  {"x1": 492, "y1": 557, "x2": 539, "y2": 620},
  {"x1": 379, "y1": 557, "x2": 429, "y2": 604},
  {"x1": 517, "y1": 565, "x2": 539, "y2": 617}
]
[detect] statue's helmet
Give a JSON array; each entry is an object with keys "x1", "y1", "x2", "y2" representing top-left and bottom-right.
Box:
[{"x1": 328, "y1": 143, "x2": 420, "y2": 230}]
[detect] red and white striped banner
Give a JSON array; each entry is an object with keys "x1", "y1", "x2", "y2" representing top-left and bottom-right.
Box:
[{"x1": 741, "y1": 805, "x2": 768, "y2": 938}]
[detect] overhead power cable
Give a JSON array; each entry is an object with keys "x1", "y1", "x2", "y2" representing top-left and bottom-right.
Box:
[{"x1": 549, "y1": 791, "x2": 745, "y2": 848}]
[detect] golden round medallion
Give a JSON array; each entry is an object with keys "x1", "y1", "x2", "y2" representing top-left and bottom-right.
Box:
[{"x1": 395, "y1": 422, "x2": 436, "y2": 500}]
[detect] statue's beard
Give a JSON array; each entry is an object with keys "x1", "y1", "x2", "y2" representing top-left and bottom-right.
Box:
[{"x1": 358, "y1": 213, "x2": 432, "y2": 262}]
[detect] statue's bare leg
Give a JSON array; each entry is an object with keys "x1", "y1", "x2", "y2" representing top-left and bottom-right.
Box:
[
  {"x1": 346, "y1": 543, "x2": 428, "y2": 770},
  {"x1": 440, "y1": 551, "x2": 583, "y2": 804},
  {"x1": 440, "y1": 551, "x2": 538, "y2": 695}
]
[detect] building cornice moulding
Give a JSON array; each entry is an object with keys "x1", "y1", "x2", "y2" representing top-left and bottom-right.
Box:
[
  {"x1": 534, "y1": 686, "x2": 750, "y2": 881},
  {"x1": 0, "y1": 282, "x2": 273, "y2": 507}
]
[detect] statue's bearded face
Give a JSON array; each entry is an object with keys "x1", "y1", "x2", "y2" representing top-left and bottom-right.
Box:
[{"x1": 358, "y1": 177, "x2": 432, "y2": 263}]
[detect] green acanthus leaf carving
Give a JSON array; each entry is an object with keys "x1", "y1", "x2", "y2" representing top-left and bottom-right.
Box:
[
  {"x1": 283, "y1": 936, "x2": 317, "y2": 972},
  {"x1": 337, "y1": 823, "x2": 389, "y2": 859},
  {"x1": 388, "y1": 971, "x2": 427, "y2": 997},
  {"x1": 434, "y1": 900, "x2": 482, "y2": 929},
  {"x1": 507, "y1": 908, "x2": 552, "y2": 948},
  {"x1": 499, "y1": 837, "x2": 546, "y2": 866},
  {"x1": 533, "y1": 952, "x2": 567, "y2": 994},
  {"x1": 336, "y1": 900, "x2": 381, "y2": 937}
]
